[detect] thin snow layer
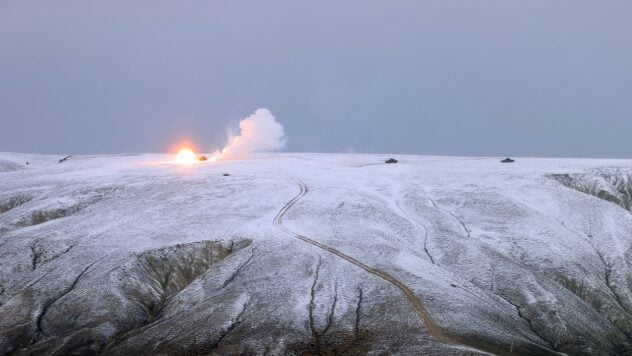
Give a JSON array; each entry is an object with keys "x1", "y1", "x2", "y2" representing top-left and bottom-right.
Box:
[{"x1": 1, "y1": 153, "x2": 632, "y2": 355}]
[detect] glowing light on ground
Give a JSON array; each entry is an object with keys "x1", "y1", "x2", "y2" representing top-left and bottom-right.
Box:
[{"x1": 175, "y1": 148, "x2": 197, "y2": 165}]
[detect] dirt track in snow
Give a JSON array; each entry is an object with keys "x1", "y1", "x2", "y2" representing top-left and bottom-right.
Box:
[{"x1": 272, "y1": 180, "x2": 512, "y2": 355}]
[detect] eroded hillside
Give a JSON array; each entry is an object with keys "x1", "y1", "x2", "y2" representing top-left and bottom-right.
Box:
[{"x1": 1, "y1": 153, "x2": 632, "y2": 355}]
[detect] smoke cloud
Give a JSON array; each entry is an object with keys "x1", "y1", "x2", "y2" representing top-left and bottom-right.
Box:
[{"x1": 213, "y1": 108, "x2": 286, "y2": 160}]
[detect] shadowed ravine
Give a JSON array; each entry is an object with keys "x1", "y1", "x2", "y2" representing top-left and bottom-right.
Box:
[{"x1": 2, "y1": 153, "x2": 632, "y2": 355}]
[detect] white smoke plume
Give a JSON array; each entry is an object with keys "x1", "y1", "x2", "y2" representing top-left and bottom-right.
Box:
[{"x1": 213, "y1": 108, "x2": 286, "y2": 160}]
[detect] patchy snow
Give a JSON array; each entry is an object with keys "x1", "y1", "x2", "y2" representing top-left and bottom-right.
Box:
[{"x1": 1, "y1": 152, "x2": 632, "y2": 355}]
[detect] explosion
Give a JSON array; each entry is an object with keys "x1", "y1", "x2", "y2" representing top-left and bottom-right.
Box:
[
  {"x1": 169, "y1": 108, "x2": 285, "y2": 165},
  {"x1": 175, "y1": 148, "x2": 198, "y2": 165},
  {"x1": 213, "y1": 108, "x2": 285, "y2": 161}
]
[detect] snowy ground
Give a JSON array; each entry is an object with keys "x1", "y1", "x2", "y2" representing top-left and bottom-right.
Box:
[{"x1": 1, "y1": 152, "x2": 632, "y2": 355}]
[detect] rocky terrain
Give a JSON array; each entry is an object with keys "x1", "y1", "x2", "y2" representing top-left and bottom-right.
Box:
[{"x1": 1, "y1": 152, "x2": 632, "y2": 355}]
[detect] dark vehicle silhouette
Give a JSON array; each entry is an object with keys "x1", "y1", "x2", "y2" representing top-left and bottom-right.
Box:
[
  {"x1": 58, "y1": 156, "x2": 72, "y2": 163},
  {"x1": 385, "y1": 158, "x2": 398, "y2": 164},
  {"x1": 500, "y1": 158, "x2": 515, "y2": 163}
]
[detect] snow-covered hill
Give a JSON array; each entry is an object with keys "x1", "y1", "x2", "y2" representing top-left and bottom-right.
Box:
[{"x1": 1, "y1": 152, "x2": 632, "y2": 355}]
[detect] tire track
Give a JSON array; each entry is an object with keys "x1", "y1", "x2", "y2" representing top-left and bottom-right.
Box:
[
  {"x1": 393, "y1": 199, "x2": 435, "y2": 264},
  {"x1": 274, "y1": 181, "x2": 509, "y2": 355},
  {"x1": 425, "y1": 196, "x2": 471, "y2": 238}
]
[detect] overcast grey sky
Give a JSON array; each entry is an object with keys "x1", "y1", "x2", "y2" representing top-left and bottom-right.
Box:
[{"x1": 1, "y1": 1, "x2": 630, "y2": 157}]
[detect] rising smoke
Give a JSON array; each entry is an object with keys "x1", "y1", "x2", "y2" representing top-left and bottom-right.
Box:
[{"x1": 213, "y1": 108, "x2": 286, "y2": 160}]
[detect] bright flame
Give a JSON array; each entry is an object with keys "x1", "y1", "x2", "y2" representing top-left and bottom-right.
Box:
[{"x1": 175, "y1": 148, "x2": 197, "y2": 165}]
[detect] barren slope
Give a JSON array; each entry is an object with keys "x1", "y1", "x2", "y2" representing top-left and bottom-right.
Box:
[{"x1": 1, "y1": 152, "x2": 632, "y2": 355}]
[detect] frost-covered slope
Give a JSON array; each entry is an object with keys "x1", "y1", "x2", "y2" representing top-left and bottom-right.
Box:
[{"x1": 1, "y1": 153, "x2": 632, "y2": 355}]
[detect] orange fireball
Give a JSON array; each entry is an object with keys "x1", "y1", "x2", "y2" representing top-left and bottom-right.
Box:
[{"x1": 175, "y1": 148, "x2": 197, "y2": 165}]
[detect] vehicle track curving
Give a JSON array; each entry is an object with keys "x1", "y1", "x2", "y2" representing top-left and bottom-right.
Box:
[{"x1": 272, "y1": 180, "x2": 551, "y2": 355}]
